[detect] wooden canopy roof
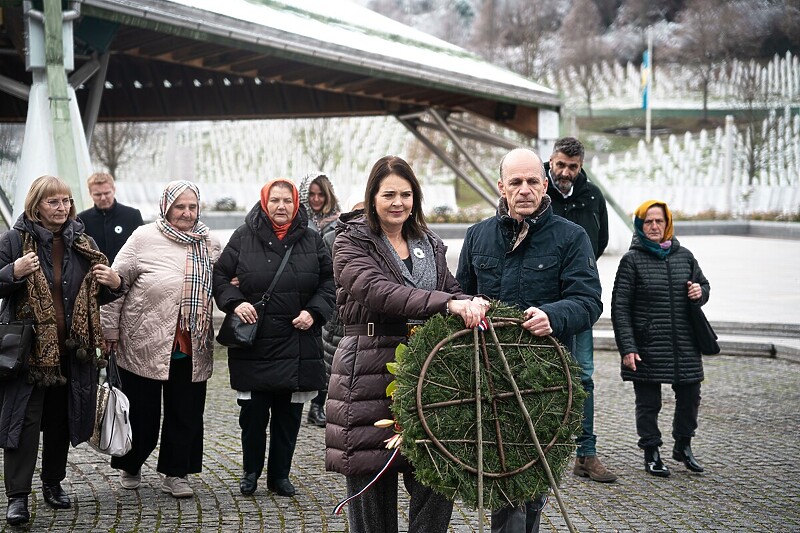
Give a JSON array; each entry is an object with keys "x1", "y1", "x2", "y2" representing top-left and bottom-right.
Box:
[{"x1": 0, "y1": 0, "x2": 560, "y2": 137}]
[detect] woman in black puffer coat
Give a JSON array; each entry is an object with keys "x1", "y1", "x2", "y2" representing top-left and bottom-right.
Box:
[
  {"x1": 612, "y1": 200, "x2": 710, "y2": 479},
  {"x1": 213, "y1": 178, "x2": 334, "y2": 498}
]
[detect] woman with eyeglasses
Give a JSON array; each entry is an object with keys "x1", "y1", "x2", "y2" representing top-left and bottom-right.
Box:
[{"x1": 0, "y1": 175, "x2": 124, "y2": 526}]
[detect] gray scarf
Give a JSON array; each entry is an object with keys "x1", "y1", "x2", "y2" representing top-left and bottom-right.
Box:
[{"x1": 381, "y1": 233, "x2": 437, "y2": 291}]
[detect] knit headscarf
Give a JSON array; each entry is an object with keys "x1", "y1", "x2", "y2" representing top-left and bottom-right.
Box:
[
  {"x1": 155, "y1": 180, "x2": 214, "y2": 340},
  {"x1": 298, "y1": 172, "x2": 341, "y2": 232},
  {"x1": 633, "y1": 200, "x2": 674, "y2": 259},
  {"x1": 16, "y1": 222, "x2": 108, "y2": 386},
  {"x1": 261, "y1": 178, "x2": 300, "y2": 240}
]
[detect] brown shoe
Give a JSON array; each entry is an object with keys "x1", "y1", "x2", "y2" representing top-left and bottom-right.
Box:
[{"x1": 573, "y1": 456, "x2": 618, "y2": 483}]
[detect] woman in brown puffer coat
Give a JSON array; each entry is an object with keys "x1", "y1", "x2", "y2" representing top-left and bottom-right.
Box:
[{"x1": 325, "y1": 156, "x2": 488, "y2": 533}]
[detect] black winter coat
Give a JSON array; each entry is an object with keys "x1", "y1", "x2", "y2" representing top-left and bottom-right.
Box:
[
  {"x1": 0, "y1": 216, "x2": 123, "y2": 449},
  {"x1": 545, "y1": 164, "x2": 609, "y2": 259},
  {"x1": 320, "y1": 220, "x2": 339, "y2": 378},
  {"x1": 213, "y1": 203, "x2": 335, "y2": 393},
  {"x1": 77, "y1": 200, "x2": 144, "y2": 264},
  {"x1": 325, "y1": 212, "x2": 467, "y2": 476},
  {"x1": 611, "y1": 236, "x2": 709, "y2": 384}
]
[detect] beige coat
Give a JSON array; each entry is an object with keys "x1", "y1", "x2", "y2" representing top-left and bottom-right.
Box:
[{"x1": 101, "y1": 223, "x2": 221, "y2": 382}]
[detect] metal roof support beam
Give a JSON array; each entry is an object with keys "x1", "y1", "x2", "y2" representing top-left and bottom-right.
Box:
[
  {"x1": 428, "y1": 108, "x2": 497, "y2": 193},
  {"x1": 447, "y1": 116, "x2": 527, "y2": 150},
  {"x1": 0, "y1": 74, "x2": 29, "y2": 101},
  {"x1": 83, "y1": 51, "x2": 110, "y2": 145},
  {"x1": 410, "y1": 114, "x2": 524, "y2": 150},
  {"x1": 69, "y1": 55, "x2": 101, "y2": 88},
  {"x1": 396, "y1": 115, "x2": 496, "y2": 207}
]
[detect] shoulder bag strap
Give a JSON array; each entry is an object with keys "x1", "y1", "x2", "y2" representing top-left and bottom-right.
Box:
[{"x1": 260, "y1": 244, "x2": 294, "y2": 304}]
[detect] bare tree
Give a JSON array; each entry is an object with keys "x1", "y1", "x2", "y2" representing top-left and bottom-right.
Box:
[
  {"x1": 559, "y1": 0, "x2": 611, "y2": 117},
  {"x1": 500, "y1": 0, "x2": 559, "y2": 80},
  {"x1": 671, "y1": 0, "x2": 768, "y2": 121},
  {"x1": 294, "y1": 121, "x2": 343, "y2": 171},
  {"x1": 471, "y1": 0, "x2": 500, "y2": 61},
  {"x1": 91, "y1": 122, "x2": 146, "y2": 177}
]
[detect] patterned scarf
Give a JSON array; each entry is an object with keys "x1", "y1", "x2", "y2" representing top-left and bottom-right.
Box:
[
  {"x1": 16, "y1": 229, "x2": 108, "y2": 386},
  {"x1": 498, "y1": 194, "x2": 552, "y2": 251},
  {"x1": 155, "y1": 180, "x2": 214, "y2": 340},
  {"x1": 381, "y1": 233, "x2": 437, "y2": 291}
]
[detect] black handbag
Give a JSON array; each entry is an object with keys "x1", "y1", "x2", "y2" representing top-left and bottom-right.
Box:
[
  {"x1": 687, "y1": 262, "x2": 720, "y2": 356},
  {"x1": 0, "y1": 320, "x2": 35, "y2": 380},
  {"x1": 216, "y1": 244, "x2": 294, "y2": 348}
]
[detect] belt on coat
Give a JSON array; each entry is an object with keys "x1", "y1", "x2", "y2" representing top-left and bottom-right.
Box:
[{"x1": 344, "y1": 323, "x2": 419, "y2": 337}]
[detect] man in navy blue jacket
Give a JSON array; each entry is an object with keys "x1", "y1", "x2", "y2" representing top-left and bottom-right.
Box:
[
  {"x1": 77, "y1": 173, "x2": 143, "y2": 264},
  {"x1": 456, "y1": 147, "x2": 603, "y2": 533}
]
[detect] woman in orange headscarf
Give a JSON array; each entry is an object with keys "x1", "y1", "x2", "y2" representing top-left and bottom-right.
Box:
[
  {"x1": 611, "y1": 200, "x2": 710, "y2": 478},
  {"x1": 213, "y1": 179, "x2": 335, "y2": 498}
]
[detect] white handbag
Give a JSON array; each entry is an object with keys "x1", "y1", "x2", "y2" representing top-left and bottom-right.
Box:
[{"x1": 89, "y1": 352, "x2": 133, "y2": 457}]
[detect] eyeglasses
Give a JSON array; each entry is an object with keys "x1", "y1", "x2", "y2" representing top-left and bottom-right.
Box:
[{"x1": 41, "y1": 198, "x2": 74, "y2": 209}]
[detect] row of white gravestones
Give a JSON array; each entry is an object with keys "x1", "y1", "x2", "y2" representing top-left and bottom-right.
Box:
[
  {"x1": 545, "y1": 52, "x2": 799, "y2": 107},
  {"x1": 112, "y1": 116, "x2": 415, "y2": 192},
  {"x1": 590, "y1": 114, "x2": 799, "y2": 214}
]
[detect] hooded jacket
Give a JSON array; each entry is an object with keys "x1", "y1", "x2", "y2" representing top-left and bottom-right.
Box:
[
  {"x1": 0, "y1": 216, "x2": 123, "y2": 448},
  {"x1": 611, "y1": 235, "x2": 709, "y2": 384},
  {"x1": 213, "y1": 203, "x2": 334, "y2": 393},
  {"x1": 325, "y1": 211, "x2": 465, "y2": 476}
]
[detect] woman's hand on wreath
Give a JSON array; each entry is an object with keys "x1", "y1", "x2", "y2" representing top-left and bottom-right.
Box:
[
  {"x1": 448, "y1": 299, "x2": 486, "y2": 329},
  {"x1": 235, "y1": 302, "x2": 258, "y2": 324}
]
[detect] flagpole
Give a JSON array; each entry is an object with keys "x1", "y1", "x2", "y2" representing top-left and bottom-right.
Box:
[{"x1": 645, "y1": 26, "x2": 653, "y2": 143}]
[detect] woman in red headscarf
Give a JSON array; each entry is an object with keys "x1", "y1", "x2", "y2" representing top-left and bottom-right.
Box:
[{"x1": 213, "y1": 178, "x2": 335, "y2": 498}]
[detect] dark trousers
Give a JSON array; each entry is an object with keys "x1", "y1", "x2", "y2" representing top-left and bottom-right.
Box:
[
  {"x1": 633, "y1": 381, "x2": 702, "y2": 449},
  {"x1": 311, "y1": 389, "x2": 326, "y2": 407},
  {"x1": 491, "y1": 494, "x2": 547, "y2": 533},
  {"x1": 3, "y1": 384, "x2": 70, "y2": 497},
  {"x1": 345, "y1": 472, "x2": 453, "y2": 533},
  {"x1": 238, "y1": 391, "x2": 303, "y2": 481},
  {"x1": 111, "y1": 357, "x2": 207, "y2": 477}
]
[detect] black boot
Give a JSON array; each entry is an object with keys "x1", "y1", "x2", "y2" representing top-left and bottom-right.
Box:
[
  {"x1": 6, "y1": 496, "x2": 30, "y2": 526},
  {"x1": 239, "y1": 472, "x2": 258, "y2": 495},
  {"x1": 307, "y1": 403, "x2": 326, "y2": 427},
  {"x1": 42, "y1": 482, "x2": 71, "y2": 509},
  {"x1": 644, "y1": 446, "x2": 671, "y2": 477},
  {"x1": 673, "y1": 438, "x2": 704, "y2": 472}
]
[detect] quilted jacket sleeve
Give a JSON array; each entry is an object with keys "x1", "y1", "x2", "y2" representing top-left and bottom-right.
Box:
[
  {"x1": 212, "y1": 226, "x2": 246, "y2": 314},
  {"x1": 611, "y1": 252, "x2": 638, "y2": 357}
]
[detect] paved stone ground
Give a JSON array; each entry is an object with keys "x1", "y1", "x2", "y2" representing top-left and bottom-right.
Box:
[{"x1": 2, "y1": 347, "x2": 799, "y2": 532}]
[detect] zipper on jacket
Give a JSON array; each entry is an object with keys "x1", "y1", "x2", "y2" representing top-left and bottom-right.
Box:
[{"x1": 666, "y1": 256, "x2": 680, "y2": 384}]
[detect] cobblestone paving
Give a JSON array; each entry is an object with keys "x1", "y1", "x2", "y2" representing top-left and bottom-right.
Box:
[{"x1": 2, "y1": 349, "x2": 799, "y2": 532}]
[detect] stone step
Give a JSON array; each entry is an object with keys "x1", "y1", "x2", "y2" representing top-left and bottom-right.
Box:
[{"x1": 593, "y1": 328, "x2": 800, "y2": 363}]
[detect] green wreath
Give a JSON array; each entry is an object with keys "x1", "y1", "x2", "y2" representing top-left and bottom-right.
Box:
[{"x1": 391, "y1": 302, "x2": 586, "y2": 510}]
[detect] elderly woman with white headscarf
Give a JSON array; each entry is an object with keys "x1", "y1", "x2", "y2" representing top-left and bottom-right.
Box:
[{"x1": 101, "y1": 180, "x2": 221, "y2": 499}]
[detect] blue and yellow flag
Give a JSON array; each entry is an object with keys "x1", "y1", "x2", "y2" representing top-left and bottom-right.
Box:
[{"x1": 641, "y1": 50, "x2": 650, "y2": 110}]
